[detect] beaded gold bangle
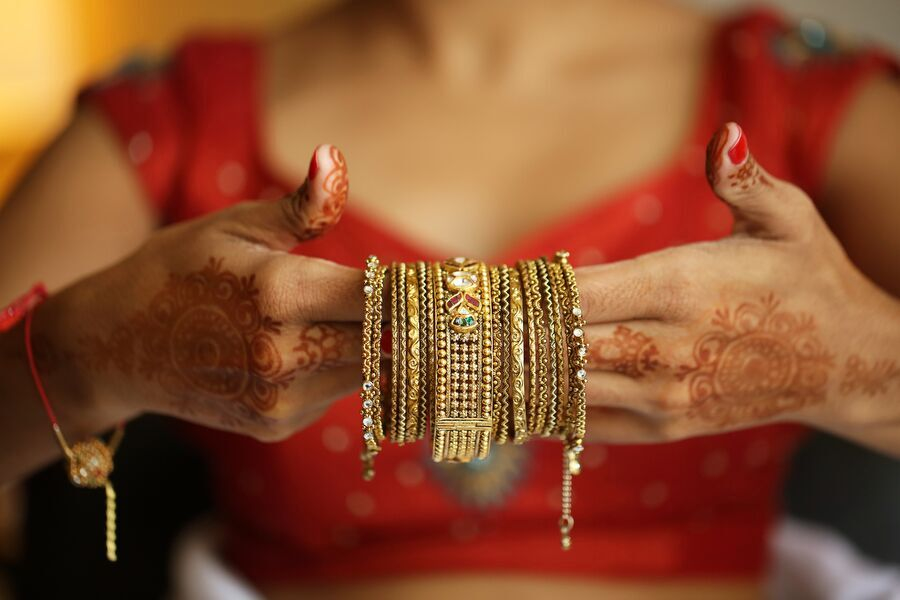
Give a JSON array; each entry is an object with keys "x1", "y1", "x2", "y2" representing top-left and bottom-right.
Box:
[
  {"x1": 489, "y1": 266, "x2": 503, "y2": 441},
  {"x1": 431, "y1": 261, "x2": 449, "y2": 461},
  {"x1": 475, "y1": 262, "x2": 494, "y2": 459},
  {"x1": 434, "y1": 257, "x2": 492, "y2": 462},
  {"x1": 360, "y1": 256, "x2": 387, "y2": 481},
  {"x1": 554, "y1": 250, "x2": 588, "y2": 550}
]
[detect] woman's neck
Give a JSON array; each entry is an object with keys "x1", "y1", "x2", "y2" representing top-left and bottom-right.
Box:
[{"x1": 376, "y1": 0, "x2": 659, "y2": 86}]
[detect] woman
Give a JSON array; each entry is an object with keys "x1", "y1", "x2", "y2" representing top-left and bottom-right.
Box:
[{"x1": 1, "y1": 0, "x2": 898, "y2": 597}]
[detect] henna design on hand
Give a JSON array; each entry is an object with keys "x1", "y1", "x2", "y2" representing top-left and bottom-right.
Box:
[
  {"x1": 841, "y1": 355, "x2": 900, "y2": 397},
  {"x1": 705, "y1": 127, "x2": 729, "y2": 187},
  {"x1": 80, "y1": 258, "x2": 295, "y2": 420},
  {"x1": 302, "y1": 146, "x2": 348, "y2": 240},
  {"x1": 727, "y1": 158, "x2": 771, "y2": 190},
  {"x1": 293, "y1": 323, "x2": 350, "y2": 372},
  {"x1": 677, "y1": 294, "x2": 833, "y2": 425},
  {"x1": 586, "y1": 325, "x2": 668, "y2": 378}
]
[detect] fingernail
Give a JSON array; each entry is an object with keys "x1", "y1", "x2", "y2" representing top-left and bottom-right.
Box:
[
  {"x1": 308, "y1": 150, "x2": 319, "y2": 182},
  {"x1": 726, "y1": 123, "x2": 748, "y2": 166}
]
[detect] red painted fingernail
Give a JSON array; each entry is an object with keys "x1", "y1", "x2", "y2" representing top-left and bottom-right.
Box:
[
  {"x1": 308, "y1": 150, "x2": 319, "y2": 181},
  {"x1": 727, "y1": 125, "x2": 748, "y2": 166}
]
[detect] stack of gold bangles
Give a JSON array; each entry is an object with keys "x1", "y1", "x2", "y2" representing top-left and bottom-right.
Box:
[{"x1": 359, "y1": 252, "x2": 588, "y2": 549}]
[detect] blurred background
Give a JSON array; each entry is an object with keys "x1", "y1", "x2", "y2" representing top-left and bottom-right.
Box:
[
  {"x1": 0, "y1": 1, "x2": 898, "y2": 599},
  {"x1": 1, "y1": 0, "x2": 899, "y2": 202}
]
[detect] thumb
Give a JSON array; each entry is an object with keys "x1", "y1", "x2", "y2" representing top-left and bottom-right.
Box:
[
  {"x1": 235, "y1": 144, "x2": 349, "y2": 249},
  {"x1": 706, "y1": 122, "x2": 816, "y2": 240}
]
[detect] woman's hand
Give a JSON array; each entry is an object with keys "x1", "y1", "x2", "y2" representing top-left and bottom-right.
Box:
[
  {"x1": 578, "y1": 123, "x2": 900, "y2": 453},
  {"x1": 35, "y1": 144, "x2": 362, "y2": 442}
]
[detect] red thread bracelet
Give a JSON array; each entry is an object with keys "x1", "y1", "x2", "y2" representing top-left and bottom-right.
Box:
[
  {"x1": 6, "y1": 284, "x2": 124, "y2": 561},
  {"x1": 24, "y1": 305, "x2": 62, "y2": 429},
  {"x1": 0, "y1": 283, "x2": 47, "y2": 332}
]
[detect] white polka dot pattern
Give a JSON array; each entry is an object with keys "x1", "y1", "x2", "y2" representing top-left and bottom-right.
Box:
[
  {"x1": 322, "y1": 426, "x2": 350, "y2": 453},
  {"x1": 127, "y1": 131, "x2": 153, "y2": 165},
  {"x1": 216, "y1": 160, "x2": 246, "y2": 196},
  {"x1": 346, "y1": 491, "x2": 375, "y2": 518}
]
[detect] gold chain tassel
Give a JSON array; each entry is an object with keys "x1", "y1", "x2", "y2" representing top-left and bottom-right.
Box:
[{"x1": 105, "y1": 481, "x2": 117, "y2": 562}]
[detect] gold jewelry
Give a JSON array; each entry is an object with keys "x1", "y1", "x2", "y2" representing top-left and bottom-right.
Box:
[
  {"x1": 492, "y1": 266, "x2": 512, "y2": 444},
  {"x1": 360, "y1": 256, "x2": 387, "y2": 481},
  {"x1": 519, "y1": 260, "x2": 546, "y2": 436},
  {"x1": 547, "y1": 260, "x2": 571, "y2": 432},
  {"x1": 416, "y1": 261, "x2": 432, "y2": 441},
  {"x1": 431, "y1": 261, "x2": 449, "y2": 461},
  {"x1": 404, "y1": 265, "x2": 420, "y2": 443},
  {"x1": 536, "y1": 258, "x2": 561, "y2": 437},
  {"x1": 507, "y1": 266, "x2": 528, "y2": 444},
  {"x1": 434, "y1": 258, "x2": 492, "y2": 462},
  {"x1": 390, "y1": 262, "x2": 408, "y2": 442},
  {"x1": 476, "y1": 262, "x2": 494, "y2": 459},
  {"x1": 554, "y1": 250, "x2": 588, "y2": 550},
  {"x1": 359, "y1": 251, "x2": 587, "y2": 549}
]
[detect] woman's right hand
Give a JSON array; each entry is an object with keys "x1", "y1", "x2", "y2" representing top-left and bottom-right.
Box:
[{"x1": 36, "y1": 144, "x2": 363, "y2": 441}]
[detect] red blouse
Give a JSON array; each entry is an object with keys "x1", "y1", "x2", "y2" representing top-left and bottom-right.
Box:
[{"x1": 85, "y1": 9, "x2": 895, "y2": 584}]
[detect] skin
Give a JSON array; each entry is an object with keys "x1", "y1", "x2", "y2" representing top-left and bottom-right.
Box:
[
  {"x1": 0, "y1": 0, "x2": 898, "y2": 597},
  {"x1": 579, "y1": 122, "x2": 900, "y2": 454}
]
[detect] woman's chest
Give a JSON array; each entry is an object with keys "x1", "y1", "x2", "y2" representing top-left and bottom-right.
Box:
[{"x1": 263, "y1": 55, "x2": 706, "y2": 258}]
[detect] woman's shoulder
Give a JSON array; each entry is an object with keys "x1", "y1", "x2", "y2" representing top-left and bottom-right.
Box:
[
  {"x1": 80, "y1": 33, "x2": 265, "y2": 219},
  {"x1": 707, "y1": 7, "x2": 896, "y2": 196}
]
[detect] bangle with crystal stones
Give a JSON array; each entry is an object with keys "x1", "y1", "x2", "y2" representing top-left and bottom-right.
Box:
[{"x1": 360, "y1": 256, "x2": 386, "y2": 481}]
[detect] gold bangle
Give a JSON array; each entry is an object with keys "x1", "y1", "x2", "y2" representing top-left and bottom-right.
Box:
[
  {"x1": 556, "y1": 251, "x2": 587, "y2": 444},
  {"x1": 476, "y1": 262, "x2": 494, "y2": 459},
  {"x1": 360, "y1": 256, "x2": 386, "y2": 481},
  {"x1": 519, "y1": 260, "x2": 546, "y2": 436},
  {"x1": 390, "y1": 262, "x2": 409, "y2": 443},
  {"x1": 492, "y1": 266, "x2": 512, "y2": 444},
  {"x1": 547, "y1": 260, "x2": 571, "y2": 434},
  {"x1": 405, "y1": 264, "x2": 420, "y2": 443},
  {"x1": 434, "y1": 257, "x2": 492, "y2": 462},
  {"x1": 536, "y1": 258, "x2": 561, "y2": 437},
  {"x1": 432, "y1": 261, "x2": 449, "y2": 461},
  {"x1": 416, "y1": 261, "x2": 432, "y2": 441},
  {"x1": 554, "y1": 250, "x2": 588, "y2": 550},
  {"x1": 507, "y1": 266, "x2": 528, "y2": 444}
]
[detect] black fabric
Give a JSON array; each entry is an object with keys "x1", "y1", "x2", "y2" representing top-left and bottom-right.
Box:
[
  {"x1": 784, "y1": 432, "x2": 900, "y2": 566},
  {"x1": 16, "y1": 415, "x2": 212, "y2": 600}
]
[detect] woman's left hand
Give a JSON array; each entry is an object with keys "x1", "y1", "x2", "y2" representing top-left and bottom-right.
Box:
[{"x1": 577, "y1": 122, "x2": 900, "y2": 451}]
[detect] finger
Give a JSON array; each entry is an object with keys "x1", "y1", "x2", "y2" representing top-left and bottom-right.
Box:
[
  {"x1": 286, "y1": 364, "x2": 361, "y2": 428},
  {"x1": 264, "y1": 256, "x2": 368, "y2": 322},
  {"x1": 585, "y1": 406, "x2": 668, "y2": 444},
  {"x1": 247, "y1": 364, "x2": 362, "y2": 441},
  {"x1": 584, "y1": 370, "x2": 666, "y2": 417},
  {"x1": 292, "y1": 322, "x2": 363, "y2": 376},
  {"x1": 584, "y1": 322, "x2": 672, "y2": 377},
  {"x1": 576, "y1": 252, "x2": 693, "y2": 324},
  {"x1": 234, "y1": 144, "x2": 349, "y2": 249},
  {"x1": 705, "y1": 122, "x2": 818, "y2": 240}
]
